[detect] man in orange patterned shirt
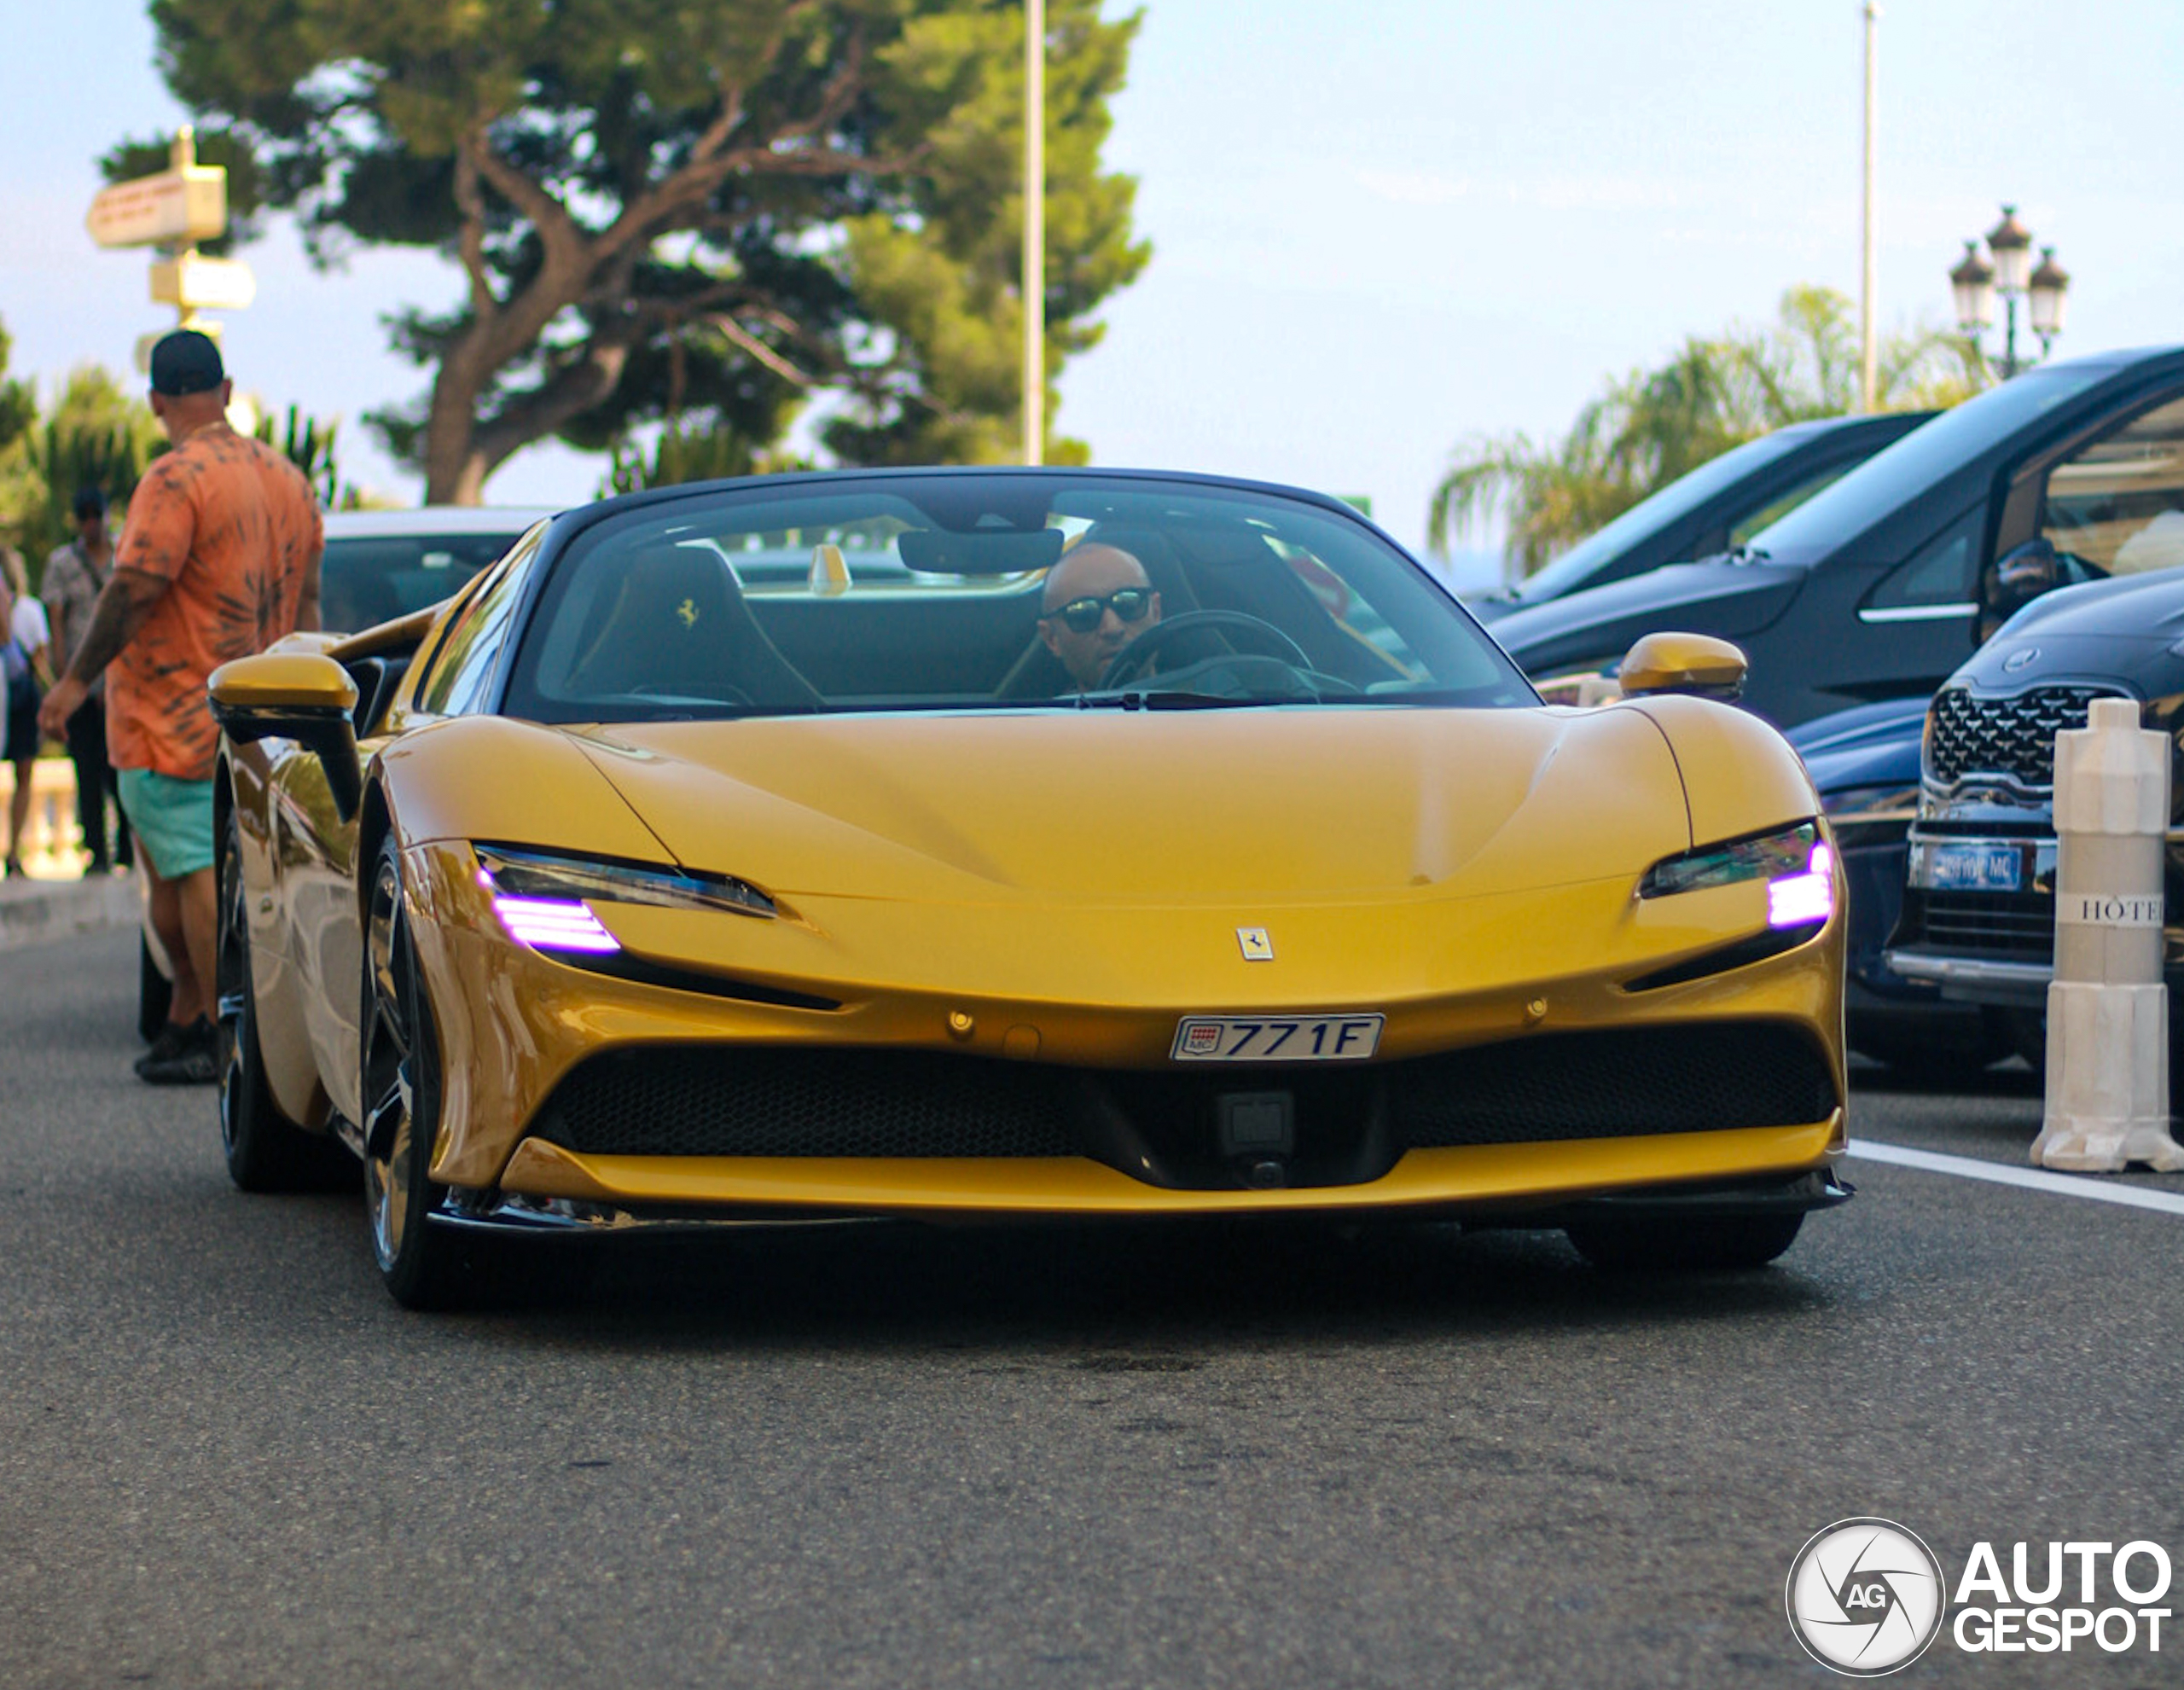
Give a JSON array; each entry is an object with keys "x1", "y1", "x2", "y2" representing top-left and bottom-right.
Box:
[{"x1": 40, "y1": 331, "x2": 322, "y2": 1083}]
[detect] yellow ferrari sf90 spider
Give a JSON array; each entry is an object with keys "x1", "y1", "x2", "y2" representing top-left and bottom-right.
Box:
[{"x1": 208, "y1": 468, "x2": 1848, "y2": 1307}]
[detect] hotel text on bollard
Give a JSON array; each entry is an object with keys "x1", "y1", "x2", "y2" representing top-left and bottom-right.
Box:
[{"x1": 2034, "y1": 697, "x2": 2184, "y2": 1171}]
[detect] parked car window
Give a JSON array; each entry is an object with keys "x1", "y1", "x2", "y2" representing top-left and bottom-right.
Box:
[
  {"x1": 1867, "y1": 506, "x2": 1985, "y2": 609},
  {"x1": 2039, "y1": 392, "x2": 2184, "y2": 578},
  {"x1": 1727, "y1": 462, "x2": 1858, "y2": 549},
  {"x1": 416, "y1": 531, "x2": 543, "y2": 716},
  {"x1": 1511, "y1": 431, "x2": 1803, "y2": 602},
  {"x1": 320, "y1": 530, "x2": 535, "y2": 633},
  {"x1": 1751, "y1": 363, "x2": 2106, "y2": 566}
]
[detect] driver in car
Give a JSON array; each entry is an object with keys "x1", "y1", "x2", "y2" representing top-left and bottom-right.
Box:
[{"x1": 1037, "y1": 543, "x2": 1163, "y2": 691}]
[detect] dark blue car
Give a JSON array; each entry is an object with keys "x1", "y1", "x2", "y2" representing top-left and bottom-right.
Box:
[{"x1": 1470, "y1": 411, "x2": 1931, "y2": 623}]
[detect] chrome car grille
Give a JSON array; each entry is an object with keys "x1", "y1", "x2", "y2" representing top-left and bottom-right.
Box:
[
  {"x1": 1926, "y1": 684, "x2": 2131, "y2": 792},
  {"x1": 1896, "y1": 890, "x2": 2056, "y2": 964}
]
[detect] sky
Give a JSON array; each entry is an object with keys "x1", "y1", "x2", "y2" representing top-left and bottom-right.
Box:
[{"x1": 3, "y1": 1, "x2": 2179, "y2": 585}]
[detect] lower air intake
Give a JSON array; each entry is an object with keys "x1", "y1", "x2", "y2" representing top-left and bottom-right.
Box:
[
  {"x1": 1392, "y1": 1022, "x2": 1838, "y2": 1148},
  {"x1": 538, "y1": 1048, "x2": 1077, "y2": 1159},
  {"x1": 531, "y1": 1020, "x2": 1840, "y2": 1169}
]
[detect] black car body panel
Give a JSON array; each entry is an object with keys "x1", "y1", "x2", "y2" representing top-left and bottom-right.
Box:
[
  {"x1": 1889, "y1": 566, "x2": 2184, "y2": 1025},
  {"x1": 1470, "y1": 412, "x2": 1931, "y2": 624},
  {"x1": 1480, "y1": 559, "x2": 1809, "y2": 663},
  {"x1": 1492, "y1": 347, "x2": 2184, "y2": 729}
]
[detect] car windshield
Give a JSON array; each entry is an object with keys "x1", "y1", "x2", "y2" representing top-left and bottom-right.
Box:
[
  {"x1": 1512, "y1": 430, "x2": 1805, "y2": 602},
  {"x1": 503, "y1": 474, "x2": 1536, "y2": 722},
  {"x1": 1749, "y1": 363, "x2": 2111, "y2": 566},
  {"x1": 321, "y1": 529, "x2": 536, "y2": 633}
]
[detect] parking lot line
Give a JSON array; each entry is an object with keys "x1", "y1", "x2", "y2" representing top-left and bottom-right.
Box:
[{"x1": 1850, "y1": 1139, "x2": 2184, "y2": 1217}]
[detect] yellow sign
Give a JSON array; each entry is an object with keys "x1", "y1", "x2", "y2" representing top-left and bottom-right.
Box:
[
  {"x1": 85, "y1": 126, "x2": 227, "y2": 250},
  {"x1": 87, "y1": 167, "x2": 226, "y2": 249},
  {"x1": 149, "y1": 253, "x2": 257, "y2": 311}
]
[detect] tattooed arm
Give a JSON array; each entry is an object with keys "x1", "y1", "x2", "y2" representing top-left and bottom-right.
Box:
[
  {"x1": 65, "y1": 568, "x2": 167, "y2": 683},
  {"x1": 36, "y1": 568, "x2": 169, "y2": 741}
]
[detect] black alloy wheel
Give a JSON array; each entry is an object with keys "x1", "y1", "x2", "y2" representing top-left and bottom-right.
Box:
[
  {"x1": 361, "y1": 833, "x2": 468, "y2": 1309},
  {"x1": 1564, "y1": 1212, "x2": 1805, "y2": 1271},
  {"x1": 217, "y1": 807, "x2": 345, "y2": 1191}
]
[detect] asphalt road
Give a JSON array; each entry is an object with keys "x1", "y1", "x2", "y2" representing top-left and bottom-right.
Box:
[{"x1": 6, "y1": 926, "x2": 2184, "y2": 1688}]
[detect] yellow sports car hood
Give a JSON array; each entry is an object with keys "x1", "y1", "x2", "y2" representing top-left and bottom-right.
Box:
[{"x1": 568, "y1": 706, "x2": 1695, "y2": 907}]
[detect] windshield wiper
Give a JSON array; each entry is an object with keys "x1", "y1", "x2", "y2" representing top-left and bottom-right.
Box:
[{"x1": 1073, "y1": 689, "x2": 1286, "y2": 711}]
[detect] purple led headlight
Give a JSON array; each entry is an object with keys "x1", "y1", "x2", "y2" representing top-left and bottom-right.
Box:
[
  {"x1": 1766, "y1": 840, "x2": 1834, "y2": 929},
  {"x1": 491, "y1": 894, "x2": 621, "y2": 954}
]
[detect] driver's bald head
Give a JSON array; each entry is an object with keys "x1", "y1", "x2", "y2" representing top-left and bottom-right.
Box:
[
  {"x1": 1042, "y1": 543, "x2": 1149, "y2": 612},
  {"x1": 1037, "y1": 542, "x2": 1163, "y2": 690}
]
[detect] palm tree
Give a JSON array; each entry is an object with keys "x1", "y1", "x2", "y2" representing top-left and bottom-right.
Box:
[{"x1": 1429, "y1": 287, "x2": 1985, "y2": 578}]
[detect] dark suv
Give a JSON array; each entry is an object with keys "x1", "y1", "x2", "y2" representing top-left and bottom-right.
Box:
[
  {"x1": 1490, "y1": 346, "x2": 2184, "y2": 729},
  {"x1": 1467, "y1": 411, "x2": 1931, "y2": 623},
  {"x1": 1889, "y1": 564, "x2": 2184, "y2": 1039}
]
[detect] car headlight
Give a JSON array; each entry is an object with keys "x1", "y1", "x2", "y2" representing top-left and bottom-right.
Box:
[
  {"x1": 1639, "y1": 821, "x2": 1833, "y2": 929},
  {"x1": 474, "y1": 844, "x2": 775, "y2": 954}
]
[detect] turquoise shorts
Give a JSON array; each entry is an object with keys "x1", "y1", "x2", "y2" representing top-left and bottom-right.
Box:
[{"x1": 117, "y1": 770, "x2": 216, "y2": 880}]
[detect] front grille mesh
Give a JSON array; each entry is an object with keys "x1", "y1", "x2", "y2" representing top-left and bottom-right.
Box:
[
  {"x1": 1902, "y1": 890, "x2": 2056, "y2": 963},
  {"x1": 543, "y1": 1048, "x2": 1076, "y2": 1159},
  {"x1": 1392, "y1": 1024, "x2": 1837, "y2": 1147},
  {"x1": 1926, "y1": 684, "x2": 2129, "y2": 790},
  {"x1": 535, "y1": 1022, "x2": 1841, "y2": 1167}
]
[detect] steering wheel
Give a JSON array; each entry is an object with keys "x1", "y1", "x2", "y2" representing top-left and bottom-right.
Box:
[{"x1": 1098, "y1": 610, "x2": 1312, "y2": 691}]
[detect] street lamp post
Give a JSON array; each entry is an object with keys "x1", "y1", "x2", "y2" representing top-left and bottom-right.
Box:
[
  {"x1": 2027, "y1": 246, "x2": 2071, "y2": 359},
  {"x1": 1021, "y1": 0, "x2": 1045, "y2": 468},
  {"x1": 1949, "y1": 204, "x2": 2068, "y2": 379}
]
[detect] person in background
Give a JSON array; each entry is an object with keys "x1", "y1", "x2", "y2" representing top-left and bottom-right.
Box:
[
  {"x1": 37, "y1": 330, "x2": 322, "y2": 1083},
  {"x1": 2, "y1": 545, "x2": 54, "y2": 877},
  {"x1": 41, "y1": 487, "x2": 131, "y2": 874}
]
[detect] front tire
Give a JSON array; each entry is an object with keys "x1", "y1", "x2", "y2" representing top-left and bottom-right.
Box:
[
  {"x1": 218, "y1": 808, "x2": 345, "y2": 1191},
  {"x1": 1565, "y1": 1211, "x2": 1804, "y2": 1271},
  {"x1": 361, "y1": 835, "x2": 469, "y2": 1309}
]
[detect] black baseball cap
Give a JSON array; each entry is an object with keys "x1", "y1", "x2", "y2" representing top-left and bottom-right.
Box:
[{"x1": 148, "y1": 329, "x2": 226, "y2": 398}]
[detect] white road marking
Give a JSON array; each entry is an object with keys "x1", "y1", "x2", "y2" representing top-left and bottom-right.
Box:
[{"x1": 1850, "y1": 1139, "x2": 2184, "y2": 1217}]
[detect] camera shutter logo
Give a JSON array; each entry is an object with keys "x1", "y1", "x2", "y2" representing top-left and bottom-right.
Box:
[{"x1": 1786, "y1": 1518, "x2": 1946, "y2": 1676}]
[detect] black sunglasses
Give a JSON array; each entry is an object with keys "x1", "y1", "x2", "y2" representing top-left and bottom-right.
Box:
[{"x1": 1046, "y1": 588, "x2": 1153, "y2": 634}]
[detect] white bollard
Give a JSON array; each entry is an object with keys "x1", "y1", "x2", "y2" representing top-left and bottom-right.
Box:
[{"x1": 2034, "y1": 696, "x2": 2184, "y2": 1171}]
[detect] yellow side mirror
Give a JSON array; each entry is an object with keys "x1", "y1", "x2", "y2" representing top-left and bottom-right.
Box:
[
  {"x1": 207, "y1": 653, "x2": 363, "y2": 821},
  {"x1": 1617, "y1": 631, "x2": 1748, "y2": 701},
  {"x1": 208, "y1": 653, "x2": 359, "y2": 716}
]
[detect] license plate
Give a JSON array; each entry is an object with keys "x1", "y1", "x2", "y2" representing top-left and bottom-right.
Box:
[
  {"x1": 1171, "y1": 1014, "x2": 1384, "y2": 1062},
  {"x1": 1927, "y1": 841, "x2": 2024, "y2": 892}
]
